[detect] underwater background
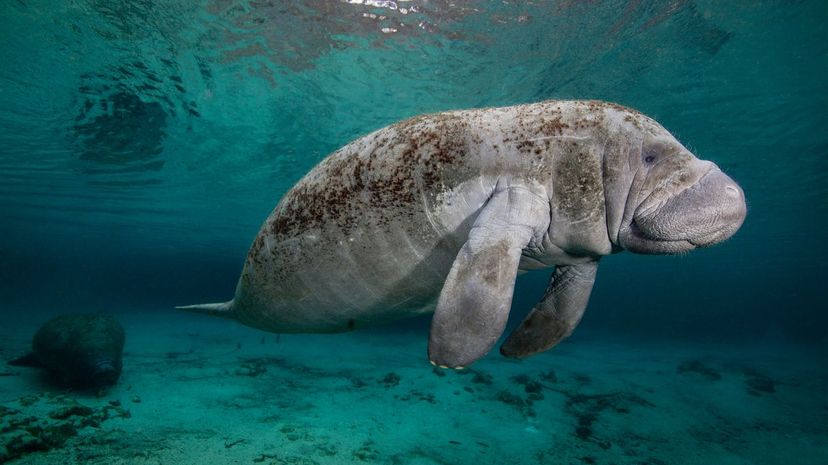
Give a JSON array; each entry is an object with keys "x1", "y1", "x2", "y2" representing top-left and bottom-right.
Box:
[{"x1": 1, "y1": 1, "x2": 826, "y2": 464}]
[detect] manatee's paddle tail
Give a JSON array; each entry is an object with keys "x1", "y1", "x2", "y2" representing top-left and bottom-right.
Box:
[
  {"x1": 8, "y1": 352, "x2": 41, "y2": 367},
  {"x1": 176, "y1": 301, "x2": 236, "y2": 319}
]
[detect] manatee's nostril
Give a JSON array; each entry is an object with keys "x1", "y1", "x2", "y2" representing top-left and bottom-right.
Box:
[{"x1": 725, "y1": 185, "x2": 740, "y2": 198}]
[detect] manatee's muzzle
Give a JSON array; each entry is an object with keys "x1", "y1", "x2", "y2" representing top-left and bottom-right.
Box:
[
  {"x1": 634, "y1": 168, "x2": 746, "y2": 248},
  {"x1": 686, "y1": 170, "x2": 746, "y2": 246},
  {"x1": 90, "y1": 359, "x2": 121, "y2": 385},
  {"x1": 621, "y1": 167, "x2": 746, "y2": 254}
]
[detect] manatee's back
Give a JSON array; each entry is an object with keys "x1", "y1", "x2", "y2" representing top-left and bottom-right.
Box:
[{"x1": 232, "y1": 111, "x2": 496, "y2": 332}]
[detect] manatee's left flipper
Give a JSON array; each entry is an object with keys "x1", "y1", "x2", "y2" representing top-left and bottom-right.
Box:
[
  {"x1": 428, "y1": 181, "x2": 550, "y2": 368},
  {"x1": 8, "y1": 352, "x2": 42, "y2": 368},
  {"x1": 500, "y1": 261, "x2": 598, "y2": 359}
]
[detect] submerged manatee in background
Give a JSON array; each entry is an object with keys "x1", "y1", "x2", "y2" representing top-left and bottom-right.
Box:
[
  {"x1": 8, "y1": 314, "x2": 125, "y2": 387},
  {"x1": 180, "y1": 100, "x2": 747, "y2": 368}
]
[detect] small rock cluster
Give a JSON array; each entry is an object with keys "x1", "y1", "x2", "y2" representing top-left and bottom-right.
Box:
[
  {"x1": 0, "y1": 393, "x2": 130, "y2": 463},
  {"x1": 677, "y1": 359, "x2": 778, "y2": 396}
]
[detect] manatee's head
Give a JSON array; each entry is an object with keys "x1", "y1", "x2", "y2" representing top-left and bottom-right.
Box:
[
  {"x1": 616, "y1": 129, "x2": 746, "y2": 254},
  {"x1": 42, "y1": 354, "x2": 123, "y2": 388},
  {"x1": 57, "y1": 354, "x2": 123, "y2": 388}
]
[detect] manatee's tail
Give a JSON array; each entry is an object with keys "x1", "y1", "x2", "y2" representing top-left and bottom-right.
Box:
[
  {"x1": 8, "y1": 352, "x2": 41, "y2": 368},
  {"x1": 176, "y1": 300, "x2": 236, "y2": 320}
]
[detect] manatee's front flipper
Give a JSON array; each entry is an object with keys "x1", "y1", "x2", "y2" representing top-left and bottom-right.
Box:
[
  {"x1": 428, "y1": 182, "x2": 550, "y2": 368},
  {"x1": 500, "y1": 261, "x2": 598, "y2": 359},
  {"x1": 8, "y1": 352, "x2": 42, "y2": 368}
]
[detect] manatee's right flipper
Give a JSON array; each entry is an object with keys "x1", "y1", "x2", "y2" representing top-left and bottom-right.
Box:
[
  {"x1": 500, "y1": 261, "x2": 598, "y2": 358},
  {"x1": 428, "y1": 181, "x2": 550, "y2": 369},
  {"x1": 8, "y1": 352, "x2": 41, "y2": 368}
]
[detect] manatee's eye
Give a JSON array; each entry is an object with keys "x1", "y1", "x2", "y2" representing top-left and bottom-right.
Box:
[{"x1": 642, "y1": 142, "x2": 666, "y2": 166}]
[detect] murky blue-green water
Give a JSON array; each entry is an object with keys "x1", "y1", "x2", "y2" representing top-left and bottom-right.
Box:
[{"x1": 1, "y1": 1, "x2": 826, "y2": 464}]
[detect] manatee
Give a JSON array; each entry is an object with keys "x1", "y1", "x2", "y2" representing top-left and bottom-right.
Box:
[
  {"x1": 180, "y1": 100, "x2": 746, "y2": 368},
  {"x1": 8, "y1": 313, "x2": 125, "y2": 387}
]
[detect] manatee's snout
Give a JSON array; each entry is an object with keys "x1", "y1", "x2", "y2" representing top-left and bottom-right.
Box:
[
  {"x1": 620, "y1": 164, "x2": 746, "y2": 254},
  {"x1": 681, "y1": 169, "x2": 746, "y2": 246},
  {"x1": 90, "y1": 359, "x2": 121, "y2": 386},
  {"x1": 631, "y1": 167, "x2": 746, "y2": 252}
]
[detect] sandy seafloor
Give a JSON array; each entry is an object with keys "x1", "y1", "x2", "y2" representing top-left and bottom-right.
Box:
[{"x1": 1, "y1": 311, "x2": 826, "y2": 465}]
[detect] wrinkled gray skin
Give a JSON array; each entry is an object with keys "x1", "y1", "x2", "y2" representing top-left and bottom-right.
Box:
[
  {"x1": 180, "y1": 100, "x2": 746, "y2": 368},
  {"x1": 8, "y1": 314, "x2": 125, "y2": 387}
]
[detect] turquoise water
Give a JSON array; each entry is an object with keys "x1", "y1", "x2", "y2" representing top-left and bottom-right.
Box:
[{"x1": 1, "y1": 1, "x2": 826, "y2": 464}]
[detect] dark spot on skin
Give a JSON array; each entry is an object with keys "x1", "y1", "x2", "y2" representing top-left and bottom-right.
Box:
[
  {"x1": 267, "y1": 112, "x2": 471, "y2": 240},
  {"x1": 552, "y1": 139, "x2": 604, "y2": 222},
  {"x1": 584, "y1": 99, "x2": 641, "y2": 116},
  {"x1": 538, "y1": 114, "x2": 570, "y2": 135}
]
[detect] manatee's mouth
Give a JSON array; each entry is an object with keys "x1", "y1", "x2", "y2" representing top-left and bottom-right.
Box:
[
  {"x1": 631, "y1": 218, "x2": 724, "y2": 248},
  {"x1": 685, "y1": 229, "x2": 732, "y2": 248},
  {"x1": 622, "y1": 219, "x2": 696, "y2": 254}
]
